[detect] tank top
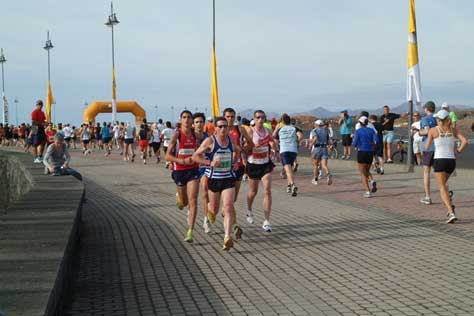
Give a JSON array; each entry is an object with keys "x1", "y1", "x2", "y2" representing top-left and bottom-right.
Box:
[
  {"x1": 82, "y1": 128, "x2": 90, "y2": 140},
  {"x1": 125, "y1": 125, "x2": 135, "y2": 139},
  {"x1": 248, "y1": 127, "x2": 271, "y2": 164},
  {"x1": 434, "y1": 126, "x2": 456, "y2": 159},
  {"x1": 139, "y1": 128, "x2": 147, "y2": 140},
  {"x1": 228, "y1": 126, "x2": 243, "y2": 166},
  {"x1": 174, "y1": 130, "x2": 199, "y2": 171},
  {"x1": 151, "y1": 128, "x2": 161, "y2": 143},
  {"x1": 102, "y1": 126, "x2": 110, "y2": 138},
  {"x1": 278, "y1": 125, "x2": 298, "y2": 153},
  {"x1": 205, "y1": 135, "x2": 234, "y2": 179},
  {"x1": 46, "y1": 129, "x2": 56, "y2": 142},
  {"x1": 95, "y1": 126, "x2": 101, "y2": 136}
]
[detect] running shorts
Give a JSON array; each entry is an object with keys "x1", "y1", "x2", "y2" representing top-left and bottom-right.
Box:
[
  {"x1": 413, "y1": 139, "x2": 422, "y2": 154},
  {"x1": 247, "y1": 162, "x2": 274, "y2": 180},
  {"x1": 434, "y1": 159, "x2": 456, "y2": 174},
  {"x1": 82, "y1": 139, "x2": 90, "y2": 145},
  {"x1": 138, "y1": 140, "x2": 148, "y2": 148},
  {"x1": 208, "y1": 177, "x2": 236, "y2": 193},
  {"x1": 234, "y1": 165, "x2": 245, "y2": 181},
  {"x1": 124, "y1": 138, "x2": 134, "y2": 145},
  {"x1": 311, "y1": 147, "x2": 328, "y2": 160},
  {"x1": 357, "y1": 151, "x2": 374, "y2": 165},
  {"x1": 280, "y1": 152, "x2": 297, "y2": 166},
  {"x1": 341, "y1": 134, "x2": 352, "y2": 146},
  {"x1": 64, "y1": 137, "x2": 72, "y2": 142},
  {"x1": 151, "y1": 142, "x2": 161, "y2": 152},
  {"x1": 383, "y1": 131, "x2": 395, "y2": 143},
  {"x1": 172, "y1": 169, "x2": 200, "y2": 186},
  {"x1": 95, "y1": 134, "x2": 102, "y2": 141},
  {"x1": 32, "y1": 127, "x2": 46, "y2": 146},
  {"x1": 102, "y1": 137, "x2": 112, "y2": 144},
  {"x1": 422, "y1": 151, "x2": 434, "y2": 167},
  {"x1": 199, "y1": 167, "x2": 208, "y2": 178}
]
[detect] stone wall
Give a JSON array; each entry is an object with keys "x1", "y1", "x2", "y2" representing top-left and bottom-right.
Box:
[{"x1": 0, "y1": 152, "x2": 33, "y2": 211}]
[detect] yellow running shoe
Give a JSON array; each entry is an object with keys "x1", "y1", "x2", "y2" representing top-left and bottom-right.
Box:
[
  {"x1": 222, "y1": 237, "x2": 233, "y2": 251},
  {"x1": 176, "y1": 193, "x2": 184, "y2": 210},
  {"x1": 184, "y1": 229, "x2": 193, "y2": 243},
  {"x1": 207, "y1": 211, "x2": 216, "y2": 224},
  {"x1": 233, "y1": 224, "x2": 243, "y2": 240}
]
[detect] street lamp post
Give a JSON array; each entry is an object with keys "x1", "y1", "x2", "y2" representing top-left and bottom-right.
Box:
[
  {"x1": 14, "y1": 98, "x2": 18, "y2": 126},
  {"x1": 154, "y1": 105, "x2": 158, "y2": 121},
  {"x1": 171, "y1": 105, "x2": 175, "y2": 123},
  {"x1": 105, "y1": 2, "x2": 119, "y2": 123},
  {"x1": 43, "y1": 31, "x2": 54, "y2": 123},
  {"x1": 0, "y1": 48, "x2": 7, "y2": 125}
]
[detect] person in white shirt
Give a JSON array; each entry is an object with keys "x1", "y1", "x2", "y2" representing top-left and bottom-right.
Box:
[
  {"x1": 112, "y1": 122, "x2": 121, "y2": 151},
  {"x1": 123, "y1": 122, "x2": 136, "y2": 162},
  {"x1": 63, "y1": 124, "x2": 73, "y2": 148},
  {"x1": 161, "y1": 121, "x2": 174, "y2": 169},
  {"x1": 411, "y1": 112, "x2": 423, "y2": 165}
]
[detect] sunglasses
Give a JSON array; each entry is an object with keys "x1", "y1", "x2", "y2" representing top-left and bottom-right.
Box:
[
  {"x1": 255, "y1": 116, "x2": 265, "y2": 120},
  {"x1": 216, "y1": 125, "x2": 228, "y2": 129}
]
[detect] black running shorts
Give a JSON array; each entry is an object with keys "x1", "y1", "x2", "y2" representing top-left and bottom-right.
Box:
[
  {"x1": 208, "y1": 177, "x2": 236, "y2": 193},
  {"x1": 434, "y1": 159, "x2": 456, "y2": 174},
  {"x1": 247, "y1": 162, "x2": 274, "y2": 181},
  {"x1": 357, "y1": 151, "x2": 374, "y2": 165}
]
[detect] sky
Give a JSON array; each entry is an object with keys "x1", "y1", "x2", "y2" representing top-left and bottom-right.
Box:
[{"x1": 1, "y1": 0, "x2": 473, "y2": 125}]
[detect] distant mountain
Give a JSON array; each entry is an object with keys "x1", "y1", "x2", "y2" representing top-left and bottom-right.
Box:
[{"x1": 293, "y1": 107, "x2": 338, "y2": 118}]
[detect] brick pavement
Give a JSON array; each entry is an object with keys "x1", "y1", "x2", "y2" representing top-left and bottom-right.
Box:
[{"x1": 63, "y1": 149, "x2": 474, "y2": 315}]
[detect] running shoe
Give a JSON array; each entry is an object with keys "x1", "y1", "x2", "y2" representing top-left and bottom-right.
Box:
[
  {"x1": 233, "y1": 224, "x2": 243, "y2": 240},
  {"x1": 371, "y1": 181, "x2": 377, "y2": 193},
  {"x1": 33, "y1": 157, "x2": 41, "y2": 163},
  {"x1": 311, "y1": 178, "x2": 318, "y2": 185},
  {"x1": 246, "y1": 210, "x2": 254, "y2": 224},
  {"x1": 376, "y1": 167, "x2": 381, "y2": 174},
  {"x1": 364, "y1": 191, "x2": 372, "y2": 198},
  {"x1": 184, "y1": 229, "x2": 193, "y2": 243},
  {"x1": 203, "y1": 217, "x2": 211, "y2": 234},
  {"x1": 286, "y1": 185, "x2": 292, "y2": 193},
  {"x1": 380, "y1": 167, "x2": 385, "y2": 175},
  {"x1": 318, "y1": 170, "x2": 323, "y2": 178},
  {"x1": 262, "y1": 220, "x2": 272, "y2": 232},
  {"x1": 291, "y1": 184, "x2": 298, "y2": 197},
  {"x1": 176, "y1": 193, "x2": 184, "y2": 210},
  {"x1": 387, "y1": 159, "x2": 393, "y2": 164},
  {"x1": 143, "y1": 160, "x2": 147, "y2": 165},
  {"x1": 207, "y1": 211, "x2": 216, "y2": 224},
  {"x1": 420, "y1": 196, "x2": 432, "y2": 205},
  {"x1": 327, "y1": 174, "x2": 333, "y2": 185},
  {"x1": 345, "y1": 156, "x2": 351, "y2": 160},
  {"x1": 222, "y1": 237, "x2": 233, "y2": 251},
  {"x1": 165, "y1": 162, "x2": 170, "y2": 169},
  {"x1": 341, "y1": 155, "x2": 346, "y2": 160},
  {"x1": 446, "y1": 212, "x2": 457, "y2": 224},
  {"x1": 242, "y1": 174, "x2": 249, "y2": 181}
]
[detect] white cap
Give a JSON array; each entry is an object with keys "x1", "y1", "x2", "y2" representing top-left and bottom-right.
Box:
[
  {"x1": 315, "y1": 119, "x2": 324, "y2": 126},
  {"x1": 441, "y1": 102, "x2": 449, "y2": 109},
  {"x1": 250, "y1": 119, "x2": 255, "y2": 126},
  {"x1": 358, "y1": 116, "x2": 368, "y2": 124},
  {"x1": 434, "y1": 109, "x2": 449, "y2": 120}
]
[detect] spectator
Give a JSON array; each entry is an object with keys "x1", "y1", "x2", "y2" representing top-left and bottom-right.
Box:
[
  {"x1": 31, "y1": 100, "x2": 47, "y2": 163},
  {"x1": 43, "y1": 133, "x2": 82, "y2": 181},
  {"x1": 380, "y1": 105, "x2": 408, "y2": 163},
  {"x1": 411, "y1": 111, "x2": 423, "y2": 165},
  {"x1": 338, "y1": 109, "x2": 353, "y2": 160}
]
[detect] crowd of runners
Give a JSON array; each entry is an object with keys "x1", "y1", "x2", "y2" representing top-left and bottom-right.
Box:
[{"x1": 2, "y1": 99, "x2": 471, "y2": 251}]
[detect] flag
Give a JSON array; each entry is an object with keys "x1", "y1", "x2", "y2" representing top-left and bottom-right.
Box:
[
  {"x1": 46, "y1": 80, "x2": 54, "y2": 122},
  {"x1": 112, "y1": 67, "x2": 117, "y2": 122},
  {"x1": 407, "y1": 0, "x2": 421, "y2": 103},
  {"x1": 211, "y1": 41, "x2": 220, "y2": 118}
]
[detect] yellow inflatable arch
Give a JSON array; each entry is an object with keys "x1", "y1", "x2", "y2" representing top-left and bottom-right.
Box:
[{"x1": 83, "y1": 101, "x2": 146, "y2": 126}]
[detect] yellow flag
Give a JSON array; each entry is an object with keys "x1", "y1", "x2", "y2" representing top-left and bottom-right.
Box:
[
  {"x1": 407, "y1": 0, "x2": 421, "y2": 103},
  {"x1": 211, "y1": 41, "x2": 220, "y2": 118},
  {"x1": 46, "y1": 80, "x2": 54, "y2": 122},
  {"x1": 112, "y1": 67, "x2": 117, "y2": 100}
]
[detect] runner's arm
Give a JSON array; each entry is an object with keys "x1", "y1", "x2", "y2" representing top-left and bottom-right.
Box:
[
  {"x1": 453, "y1": 128, "x2": 468, "y2": 154},
  {"x1": 240, "y1": 126, "x2": 254, "y2": 149},
  {"x1": 192, "y1": 137, "x2": 212, "y2": 166},
  {"x1": 424, "y1": 128, "x2": 435, "y2": 151},
  {"x1": 165, "y1": 132, "x2": 181, "y2": 163}
]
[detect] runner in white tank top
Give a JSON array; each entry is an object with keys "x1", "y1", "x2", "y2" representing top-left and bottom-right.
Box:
[{"x1": 425, "y1": 109, "x2": 468, "y2": 223}]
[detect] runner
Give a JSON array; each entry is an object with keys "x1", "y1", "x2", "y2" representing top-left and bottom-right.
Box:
[
  {"x1": 94, "y1": 122, "x2": 102, "y2": 149},
  {"x1": 102, "y1": 122, "x2": 112, "y2": 156},
  {"x1": 191, "y1": 113, "x2": 212, "y2": 234},
  {"x1": 112, "y1": 121, "x2": 121, "y2": 152},
  {"x1": 274, "y1": 113, "x2": 303, "y2": 196},
  {"x1": 425, "y1": 109, "x2": 467, "y2": 223},
  {"x1": 192, "y1": 116, "x2": 241, "y2": 250},
  {"x1": 18, "y1": 123, "x2": 27, "y2": 147},
  {"x1": 79, "y1": 124, "x2": 91, "y2": 155},
  {"x1": 123, "y1": 122, "x2": 136, "y2": 162},
  {"x1": 165, "y1": 110, "x2": 200, "y2": 243},
  {"x1": 63, "y1": 123, "x2": 73, "y2": 149},
  {"x1": 31, "y1": 100, "x2": 47, "y2": 163},
  {"x1": 45, "y1": 122, "x2": 57, "y2": 147},
  {"x1": 411, "y1": 112, "x2": 423, "y2": 166},
  {"x1": 352, "y1": 116, "x2": 378, "y2": 197},
  {"x1": 150, "y1": 123, "x2": 162, "y2": 163},
  {"x1": 138, "y1": 123, "x2": 150, "y2": 164},
  {"x1": 418, "y1": 101, "x2": 437, "y2": 205},
  {"x1": 222, "y1": 108, "x2": 253, "y2": 238},
  {"x1": 246, "y1": 110, "x2": 278, "y2": 232},
  {"x1": 161, "y1": 121, "x2": 174, "y2": 169},
  {"x1": 339, "y1": 110, "x2": 353, "y2": 160},
  {"x1": 308, "y1": 120, "x2": 333, "y2": 186}
]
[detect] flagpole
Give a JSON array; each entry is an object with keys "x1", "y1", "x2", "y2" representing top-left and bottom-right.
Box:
[
  {"x1": 0, "y1": 49, "x2": 7, "y2": 125},
  {"x1": 212, "y1": 0, "x2": 216, "y2": 120},
  {"x1": 407, "y1": 100, "x2": 414, "y2": 172},
  {"x1": 105, "y1": 2, "x2": 119, "y2": 123},
  {"x1": 44, "y1": 31, "x2": 54, "y2": 124}
]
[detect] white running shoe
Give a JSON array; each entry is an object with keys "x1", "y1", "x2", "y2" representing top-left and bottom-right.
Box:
[
  {"x1": 33, "y1": 157, "x2": 41, "y2": 163},
  {"x1": 246, "y1": 211, "x2": 254, "y2": 224},
  {"x1": 262, "y1": 220, "x2": 272, "y2": 232},
  {"x1": 364, "y1": 191, "x2": 372, "y2": 198},
  {"x1": 203, "y1": 217, "x2": 211, "y2": 233},
  {"x1": 311, "y1": 178, "x2": 318, "y2": 185},
  {"x1": 420, "y1": 196, "x2": 432, "y2": 205}
]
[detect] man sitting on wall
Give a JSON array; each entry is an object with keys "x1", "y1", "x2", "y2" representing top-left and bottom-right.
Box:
[{"x1": 43, "y1": 133, "x2": 82, "y2": 181}]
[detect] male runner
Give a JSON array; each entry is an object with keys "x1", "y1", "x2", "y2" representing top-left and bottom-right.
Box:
[
  {"x1": 165, "y1": 111, "x2": 200, "y2": 242},
  {"x1": 246, "y1": 110, "x2": 278, "y2": 232},
  {"x1": 193, "y1": 116, "x2": 241, "y2": 250}
]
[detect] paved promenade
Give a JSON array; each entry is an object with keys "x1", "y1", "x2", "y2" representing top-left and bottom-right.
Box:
[{"x1": 62, "y1": 149, "x2": 474, "y2": 316}]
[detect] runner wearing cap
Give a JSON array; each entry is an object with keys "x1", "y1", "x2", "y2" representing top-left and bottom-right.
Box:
[
  {"x1": 441, "y1": 103, "x2": 458, "y2": 128},
  {"x1": 418, "y1": 101, "x2": 437, "y2": 205},
  {"x1": 425, "y1": 109, "x2": 467, "y2": 223},
  {"x1": 31, "y1": 100, "x2": 47, "y2": 163},
  {"x1": 352, "y1": 116, "x2": 378, "y2": 197},
  {"x1": 308, "y1": 120, "x2": 333, "y2": 186}
]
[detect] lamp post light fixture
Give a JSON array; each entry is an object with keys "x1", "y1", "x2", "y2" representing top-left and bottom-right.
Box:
[
  {"x1": 105, "y1": 1, "x2": 119, "y2": 123},
  {"x1": 0, "y1": 48, "x2": 7, "y2": 125},
  {"x1": 14, "y1": 97, "x2": 18, "y2": 126}
]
